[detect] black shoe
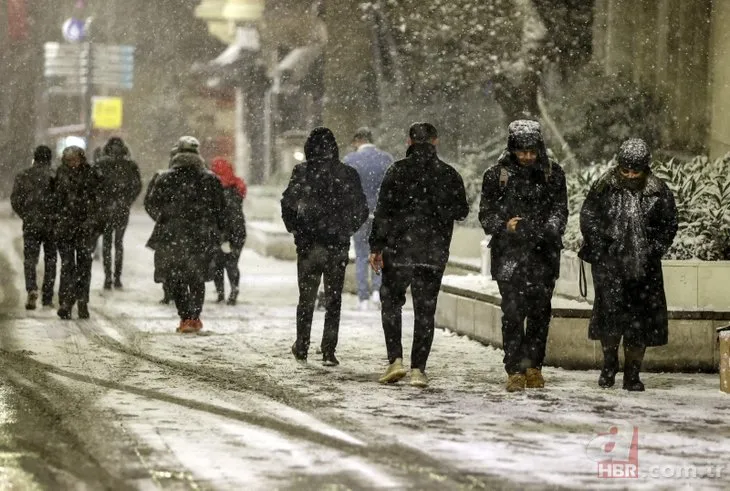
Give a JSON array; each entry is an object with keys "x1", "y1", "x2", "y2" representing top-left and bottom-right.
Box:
[
  {"x1": 622, "y1": 378, "x2": 645, "y2": 391},
  {"x1": 114, "y1": 278, "x2": 123, "y2": 289},
  {"x1": 57, "y1": 305, "x2": 72, "y2": 320},
  {"x1": 227, "y1": 289, "x2": 238, "y2": 306},
  {"x1": 322, "y1": 352, "x2": 339, "y2": 367},
  {"x1": 598, "y1": 368, "x2": 617, "y2": 388},
  {"x1": 25, "y1": 290, "x2": 38, "y2": 310},
  {"x1": 159, "y1": 296, "x2": 171, "y2": 305},
  {"x1": 103, "y1": 279, "x2": 113, "y2": 290},
  {"x1": 42, "y1": 295, "x2": 54, "y2": 307},
  {"x1": 216, "y1": 292, "x2": 225, "y2": 303},
  {"x1": 291, "y1": 342, "x2": 307, "y2": 364},
  {"x1": 77, "y1": 302, "x2": 90, "y2": 319}
]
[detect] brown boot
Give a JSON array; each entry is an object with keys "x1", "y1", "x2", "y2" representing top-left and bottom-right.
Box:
[
  {"x1": 525, "y1": 368, "x2": 545, "y2": 389},
  {"x1": 506, "y1": 373, "x2": 526, "y2": 392}
]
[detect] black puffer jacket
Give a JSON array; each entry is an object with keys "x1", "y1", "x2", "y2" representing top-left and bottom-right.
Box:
[
  {"x1": 479, "y1": 150, "x2": 568, "y2": 284},
  {"x1": 53, "y1": 162, "x2": 105, "y2": 242},
  {"x1": 145, "y1": 152, "x2": 230, "y2": 283},
  {"x1": 95, "y1": 149, "x2": 142, "y2": 225},
  {"x1": 281, "y1": 128, "x2": 368, "y2": 253},
  {"x1": 369, "y1": 143, "x2": 469, "y2": 268},
  {"x1": 11, "y1": 164, "x2": 56, "y2": 231}
]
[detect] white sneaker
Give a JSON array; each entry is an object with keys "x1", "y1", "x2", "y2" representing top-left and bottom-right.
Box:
[
  {"x1": 358, "y1": 300, "x2": 369, "y2": 311},
  {"x1": 378, "y1": 358, "x2": 408, "y2": 384},
  {"x1": 370, "y1": 291, "x2": 380, "y2": 304},
  {"x1": 410, "y1": 369, "x2": 429, "y2": 388}
]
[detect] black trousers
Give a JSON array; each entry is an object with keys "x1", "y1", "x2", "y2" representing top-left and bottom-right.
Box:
[
  {"x1": 213, "y1": 247, "x2": 242, "y2": 293},
  {"x1": 23, "y1": 227, "x2": 57, "y2": 303},
  {"x1": 294, "y1": 244, "x2": 348, "y2": 358},
  {"x1": 102, "y1": 213, "x2": 129, "y2": 281},
  {"x1": 170, "y1": 279, "x2": 206, "y2": 320},
  {"x1": 58, "y1": 235, "x2": 94, "y2": 306},
  {"x1": 381, "y1": 260, "x2": 445, "y2": 372},
  {"x1": 497, "y1": 280, "x2": 555, "y2": 374}
]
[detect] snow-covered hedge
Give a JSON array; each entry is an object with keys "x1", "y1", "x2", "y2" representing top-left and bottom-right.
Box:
[{"x1": 563, "y1": 155, "x2": 730, "y2": 260}]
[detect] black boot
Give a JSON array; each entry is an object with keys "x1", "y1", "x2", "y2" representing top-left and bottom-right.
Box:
[
  {"x1": 77, "y1": 301, "x2": 90, "y2": 319},
  {"x1": 227, "y1": 288, "x2": 238, "y2": 306},
  {"x1": 598, "y1": 339, "x2": 620, "y2": 388},
  {"x1": 57, "y1": 303, "x2": 72, "y2": 320},
  {"x1": 103, "y1": 278, "x2": 113, "y2": 290},
  {"x1": 114, "y1": 276, "x2": 123, "y2": 289},
  {"x1": 216, "y1": 291, "x2": 225, "y2": 303},
  {"x1": 622, "y1": 345, "x2": 646, "y2": 391}
]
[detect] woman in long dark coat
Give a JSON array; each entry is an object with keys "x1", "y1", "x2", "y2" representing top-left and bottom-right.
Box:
[
  {"x1": 579, "y1": 138, "x2": 678, "y2": 391},
  {"x1": 145, "y1": 139, "x2": 230, "y2": 333}
]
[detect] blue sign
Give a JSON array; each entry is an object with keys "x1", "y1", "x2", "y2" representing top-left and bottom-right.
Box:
[{"x1": 62, "y1": 18, "x2": 86, "y2": 43}]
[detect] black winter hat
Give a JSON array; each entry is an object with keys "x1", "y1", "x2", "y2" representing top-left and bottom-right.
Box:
[
  {"x1": 33, "y1": 145, "x2": 52, "y2": 164},
  {"x1": 104, "y1": 136, "x2": 128, "y2": 156},
  {"x1": 617, "y1": 138, "x2": 651, "y2": 171},
  {"x1": 304, "y1": 127, "x2": 339, "y2": 161},
  {"x1": 507, "y1": 119, "x2": 543, "y2": 151}
]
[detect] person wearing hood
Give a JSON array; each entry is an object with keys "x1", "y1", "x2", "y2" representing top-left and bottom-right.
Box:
[
  {"x1": 95, "y1": 137, "x2": 142, "y2": 289},
  {"x1": 145, "y1": 136, "x2": 230, "y2": 334},
  {"x1": 11, "y1": 145, "x2": 58, "y2": 309},
  {"x1": 210, "y1": 157, "x2": 247, "y2": 305},
  {"x1": 479, "y1": 120, "x2": 568, "y2": 392},
  {"x1": 579, "y1": 138, "x2": 678, "y2": 391},
  {"x1": 369, "y1": 122, "x2": 469, "y2": 388},
  {"x1": 281, "y1": 127, "x2": 368, "y2": 366},
  {"x1": 53, "y1": 146, "x2": 106, "y2": 320}
]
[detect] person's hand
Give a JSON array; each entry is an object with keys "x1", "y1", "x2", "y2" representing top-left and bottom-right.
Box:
[
  {"x1": 506, "y1": 217, "x2": 522, "y2": 233},
  {"x1": 221, "y1": 241, "x2": 232, "y2": 253},
  {"x1": 369, "y1": 252, "x2": 383, "y2": 274}
]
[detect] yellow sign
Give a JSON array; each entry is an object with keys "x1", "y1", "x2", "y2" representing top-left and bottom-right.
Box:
[{"x1": 92, "y1": 97, "x2": 123, "y2": 130}]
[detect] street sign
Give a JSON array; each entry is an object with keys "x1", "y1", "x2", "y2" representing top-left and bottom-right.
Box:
[
  {"x1": 44, "y1": 42, "x2": 135, "y2": 90},
  {"x1": 62, "y1": 18, "x2": 86, "y2": 42},
  {"x1": 92, "y1": 97, "x2": 123, "y2": 130}
]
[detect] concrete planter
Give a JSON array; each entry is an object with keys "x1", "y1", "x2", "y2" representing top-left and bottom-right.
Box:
[{"x1": 479, "y1": 242, "x2": 730, "y2": 310}]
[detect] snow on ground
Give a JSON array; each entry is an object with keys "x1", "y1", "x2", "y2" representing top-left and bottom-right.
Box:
[{"x1": 1, "y1": 209, "x2": 729, "y2": 490}]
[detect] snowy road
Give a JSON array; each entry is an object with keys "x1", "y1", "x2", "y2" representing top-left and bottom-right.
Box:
[{"x1": 1, "y1": 210, "x2": 729, "y2": 490}]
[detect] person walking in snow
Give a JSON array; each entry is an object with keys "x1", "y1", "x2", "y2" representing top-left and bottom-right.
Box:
[
  {"x1": 344, "y1": 127, "x2": 393, "y2": 311},
  {"x1": 11, "y1": 145, "x2": 58, "y2": 309},
  {"x1": 370, "y1": 122, "x2": 469, "y2": 387},
  {"x1": 95, "y1": 137, "x2": 142, "y2": 290},
  {"x1": 54, "y1": 146, "x2": 106, "y2": 320},
  {"x1": 579, "y1": 138, "x2": 677, "y2": 391},
  {"x1": 281, "y1": 127, "x2": 368, "y2": 366},
  {"x1": 210, "y1": 157, "x2": 247, "y2": 305},
  {"x1": 478, "y1": 120, "x2": 568, "y2": 392},
  {"x1": 145, "y1": 136, "x2": 231, "y2": 333}
]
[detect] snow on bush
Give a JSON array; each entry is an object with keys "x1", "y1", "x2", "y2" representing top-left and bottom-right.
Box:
[{"x1": 563, "y1": 155, "x2": 730, "y2": 260}]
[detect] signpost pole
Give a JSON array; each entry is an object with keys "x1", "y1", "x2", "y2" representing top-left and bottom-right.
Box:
[{"x1": 84, "y1": 17, "x2": 94, "y2": 148}]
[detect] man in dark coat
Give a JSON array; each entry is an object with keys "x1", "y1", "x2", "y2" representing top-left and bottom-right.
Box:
[
  {"x1": 369, "y1": 122, "x2": 469, "y2": 387},
  {"x1": 145, "y1": 136, "x2": 230, "y2": 334},
  {"x1": 281, "y1": 127, "x2": 368, "y2": 366},
  {"x1": 579, "y1": 138, "x2": 678, "y2": 391},
  {"x1": 95, "y1": 137, "x2": 142, "y2": 289},
  {"x1": 210, "y1": 157, "x2": 247, "y2": 305},
  {"x1": 479, "y1": 120, "x2": 568, "y2": 392},
  {"x1": 54, "y1": 146, "x2": 106, "y2": 320},
  {"x1": 11, "y1": 145, "x2": 58, "y2": 309}
]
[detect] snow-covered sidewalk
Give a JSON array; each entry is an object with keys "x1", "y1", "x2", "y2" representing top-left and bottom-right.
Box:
[{"x1": 1, "y1": 210, "x2": 729, "y2": 490}]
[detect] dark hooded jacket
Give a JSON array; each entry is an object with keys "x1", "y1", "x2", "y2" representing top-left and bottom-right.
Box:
[
  {"x1": 579, "y1": 162, "x2": 678, "y2": 346},
  {"x1": 281, "y1": 128, "x2": 368, "y2": 253},
  {"x1": 53, "y1": 158, "x2": 106, "y2": 243},
  {"x1": 211, "y1": 158, "x2": 247, "y2": 250},
  {"x1": 369, "y1": 142, "x2": 469, "y2": 268},
  {"x1": 95, "y1": 138, "x2": 142, "y2": 226},
  {"x1": 479, "y1": 124, "x2": 568, "y2": 284},
  {"x1": 145, "y1": 152, "x2": 230, "y2": 283},
  {"x1": 11, "y1": 162, "x2": 56, "y2": 231}
]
